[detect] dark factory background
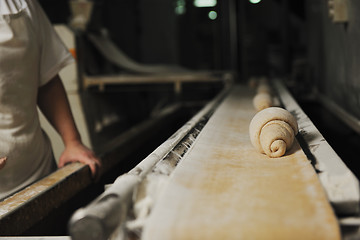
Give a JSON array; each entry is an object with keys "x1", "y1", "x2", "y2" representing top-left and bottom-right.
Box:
[
  {"x1": 38, "y1": 0, "x2": 359, "y2": 177},
  {"x1": 38, "y1": 0, "x2": 306, "y2": 77}
]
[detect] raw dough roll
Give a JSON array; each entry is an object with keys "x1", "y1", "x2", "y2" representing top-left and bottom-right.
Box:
[
  {"x1": 253, "y1": 92, "x2": 273, "y2": 111},
  {"x1": 252, "y1": 77, "x2": 275, "y2": 111},
  {"x1": 249, "y1": 107, "x2": 298, "y2": 158},
  {"x1": 256, "y1": 77, "x2": 272, "y2": 94},
  {"x1": 0, "y1": 156, "x2": 7, "y2": 170},
  {"x1": 257, "y1": 83, "x2": 272, "y2": 94}
]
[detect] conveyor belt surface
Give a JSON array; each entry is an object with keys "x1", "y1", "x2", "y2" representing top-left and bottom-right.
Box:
[{"x1": 142, "y1": 85, "x2": 340, "y2": 240}]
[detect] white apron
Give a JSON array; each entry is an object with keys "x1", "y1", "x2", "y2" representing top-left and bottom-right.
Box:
[{"x1": 0, "y1": 0, "x2": 73, "y2": 199}]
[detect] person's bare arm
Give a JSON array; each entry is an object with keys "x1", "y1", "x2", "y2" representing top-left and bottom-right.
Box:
[{"x1": 37, "y1": 75, "x2": 101, "y2": 178}]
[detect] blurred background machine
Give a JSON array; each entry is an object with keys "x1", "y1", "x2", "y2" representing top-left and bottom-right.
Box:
[{"x1": 1, "y1": 0, "x2": 360, "y2": 239}]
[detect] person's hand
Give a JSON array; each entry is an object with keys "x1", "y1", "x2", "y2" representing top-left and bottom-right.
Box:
[{"x1": 58, "y1": 141, "x2": 101, "y2": 179}]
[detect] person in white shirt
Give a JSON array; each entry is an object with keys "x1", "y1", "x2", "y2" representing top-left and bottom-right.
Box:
[{"x1": 0, "y1": 0, "x2": 101, "y2": 200}]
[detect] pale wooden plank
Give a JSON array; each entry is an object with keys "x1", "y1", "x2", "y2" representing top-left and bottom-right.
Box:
[{"x1": 142, "y1": 85, "x2": 340, "y2": 240}]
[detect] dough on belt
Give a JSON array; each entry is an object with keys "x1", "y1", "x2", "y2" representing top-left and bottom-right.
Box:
[
  {"x1": 252, "y1": 77, "x2": 275, "y2": 111},
  {"x1": 0, "y1": 156, "x2": 7, "y2": 170},
  {"x1": 256, "y1": 77, "x2": 272, "y2": 94},
  {"x1": 257, "y1": 83, "x2": 272, "y2": 94},
  {"x1": 253, "y1": 92, "x2": 273, "y2": 111},
  {"x1": 249, "y1": 107, "x2": 298, "y2": 157}
]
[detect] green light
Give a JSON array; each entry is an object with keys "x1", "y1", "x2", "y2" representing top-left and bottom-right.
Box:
[
  {"x1": 208, "y1": 11, "x2": 217, "y2": 20},
  {"x1": 175, "y1": 6, "x2": 186, "y2": 15},
  {"x1": 249, "y1": 0, "x2": 261, "y2": 4},
  {"x1": 175, "y1": 0, "x2": 186, "y2": 15},
  {"x1": 194, "y1": 0, "x2": 217, "y2": 7}
]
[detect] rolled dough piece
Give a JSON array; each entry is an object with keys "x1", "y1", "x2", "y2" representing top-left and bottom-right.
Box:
[
  {"x1": 256, "y1": 78, "x2": 272, "y2": 94},
  {"x1": 257, "y1": 84, "x2": 272, "y2": 94},
  {"x1": 253, "y1": 92, "x2": 273, "y2": 111},
  {"x1": 0, "y1": 156, "x2": 7, "y2": 170},
  {"x1": 249, "y1": 107, "x2": 298, "y2": 157}
]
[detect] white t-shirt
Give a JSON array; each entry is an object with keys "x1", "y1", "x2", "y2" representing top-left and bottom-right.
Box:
[{"x1": 0, "y1": 0, "x2": 74, "y2": 199}]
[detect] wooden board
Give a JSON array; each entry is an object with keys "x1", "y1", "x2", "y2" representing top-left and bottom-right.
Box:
[
  {"x1": 142, "y1": 85, "x2": 340, "y2": 240},
  {"x1": 0, "y1": 163, "x2": 90, "y2": 235}
]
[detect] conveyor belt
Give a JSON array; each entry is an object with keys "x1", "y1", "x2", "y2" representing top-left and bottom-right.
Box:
[
  {"x1": 80, "y1": 32, "x2": 233, "y2": 91},
  {"x1": 68, "y1": 82, "x2": 360, "y2": 239},
  {"x1": 141, "y1": 85, "x2": 340, "y2": 240}
]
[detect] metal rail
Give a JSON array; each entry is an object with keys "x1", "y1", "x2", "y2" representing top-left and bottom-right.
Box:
[
  {"x1": 83, "y1": 72, "x2": 233, "y2": 92},
  {"x1": 317, "y1": 93, "x2": 360, "y2": 135}
]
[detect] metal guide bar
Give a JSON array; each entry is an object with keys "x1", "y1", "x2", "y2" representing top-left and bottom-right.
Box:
[
  {"x1": 123, "y1": 114, "x2": 211, "y2": 239},
  {"x1": 273, "y1": 79, "x2": 360, "y2": 215},
  {"x1": 83, "y1": 72, "x2": 233, "y2": 92},
  {"x1": 317, "y1": 93, "x2": 360, "y2": 135}
]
